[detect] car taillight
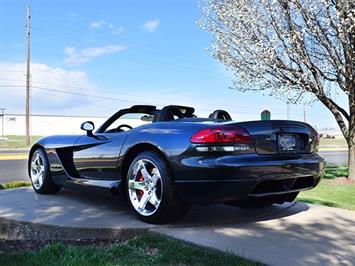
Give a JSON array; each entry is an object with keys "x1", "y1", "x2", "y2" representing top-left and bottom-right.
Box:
[
  {"x1": 191, "y1": 126, "x2": 255, "y2": 153},
  {"x1": 191, "y1": 126, "x2": 252, "y2": 144}
]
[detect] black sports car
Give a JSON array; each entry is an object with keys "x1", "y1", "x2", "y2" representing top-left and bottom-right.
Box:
[{"x1": 28, "y1": 105, "x2": 325, "y2": 223}]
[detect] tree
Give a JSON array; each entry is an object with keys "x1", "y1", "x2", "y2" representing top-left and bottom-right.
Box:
[{"x1": 200, "y1": 0, "x2": 355, "y2": 179}]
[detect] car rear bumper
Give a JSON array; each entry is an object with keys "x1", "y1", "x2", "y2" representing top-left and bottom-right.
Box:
[{"x1": 173, "y1": 153, "x2": 325, "y2": 203}]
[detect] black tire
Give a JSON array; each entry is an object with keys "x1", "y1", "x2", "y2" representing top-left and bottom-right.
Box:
[
  {"x1": 29, "y1": 148, "x2": 61, "y2": 194},
  {"x1": 126, "y1": 151, "x2": 190, "y2": 223},
  {"x1": 227, "y1": 192, "x2": 299, "y2": 208}
]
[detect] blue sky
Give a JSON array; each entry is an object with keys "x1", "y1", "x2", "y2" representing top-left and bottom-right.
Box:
[{"x1": 0, "y1": 0, "x2": 345, "y2": 129}]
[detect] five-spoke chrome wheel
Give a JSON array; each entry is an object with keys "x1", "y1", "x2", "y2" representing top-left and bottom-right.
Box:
[
  {"x1": 30, "y1": 151, "x2": 45, "y2": 190},
  {"x1": 128, "y1": 159, "x2": 163, "y2": 216}
]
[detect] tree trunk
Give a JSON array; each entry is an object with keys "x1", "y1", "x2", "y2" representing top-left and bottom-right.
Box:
[
  {"x1": 348, "y1": 83, "x2": 355, "y2": 179},
  {"x1": 348, "y1": 134, "x2": 355, "y2": 180}
]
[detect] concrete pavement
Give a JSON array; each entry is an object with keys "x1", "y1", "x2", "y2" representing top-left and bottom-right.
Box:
[
  {"x1": 0, "y1": 187, "x2": 354, "y2": 265},
  {"x1": 155, "y1": 204, "x2": 355, "y2": 265}
]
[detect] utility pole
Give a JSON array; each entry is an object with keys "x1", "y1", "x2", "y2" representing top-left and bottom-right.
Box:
[
  {"x1": 287, "y1": 102, "x2": 290, "y2": 120},
  {"x1": 25, "y1": 4, "x2": 31, "y2": 145},
  {"x1": 0, "y1": 108, "x2": 5, "y2": 139},
  {"x1": 303, "y1": 103, "x2": 307, "y2": 123}
]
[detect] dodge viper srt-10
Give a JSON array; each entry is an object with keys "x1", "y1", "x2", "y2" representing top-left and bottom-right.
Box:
[{"x1": 28, "y1": 105, "x2": 325, "y2": 223}]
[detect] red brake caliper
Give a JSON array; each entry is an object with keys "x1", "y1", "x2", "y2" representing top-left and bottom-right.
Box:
[{"x1": 136, "y1": 171, "x2": 144, "y2": 200}]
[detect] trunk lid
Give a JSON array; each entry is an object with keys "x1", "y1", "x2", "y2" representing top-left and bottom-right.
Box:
[{"x1": 229, "y1": 120, "x2": 318, "y2": 155}]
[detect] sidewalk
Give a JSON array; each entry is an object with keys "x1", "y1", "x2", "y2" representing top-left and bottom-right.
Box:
[
  {"x1": 0, "y1": 187, "x2": 354, "y2": 265},
  {"x1": 155, "y1": 203, "x2": 355, "y2": 265}
]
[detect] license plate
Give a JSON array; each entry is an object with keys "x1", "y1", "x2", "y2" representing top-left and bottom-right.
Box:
[{"x1": 278, "y1": 134, "x2": 297, "y2": 151}]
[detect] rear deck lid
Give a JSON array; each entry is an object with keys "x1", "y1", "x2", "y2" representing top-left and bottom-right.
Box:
[{"x1": 229, "y1": 120, "x2": 318, "y2": 155}]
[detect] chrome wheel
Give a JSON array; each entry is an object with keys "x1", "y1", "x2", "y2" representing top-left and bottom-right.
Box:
[
  {"x1": 30, "y1": 152, "x2": 45, "y2": 190},
  {"x1": 128, "y1": 159, "x2": 163, "y2": 216}
]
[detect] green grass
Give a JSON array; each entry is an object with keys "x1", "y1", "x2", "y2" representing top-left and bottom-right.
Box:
[
  {"x1": 319, "y1": 137, "x2": 347, "y2": 147},
  {"x1": 324, "y1": 164, "x2": 348, "y2": 179},
  {"x1": 0, "y1": 135, "x2": 43, "y2": 149},
  {"x1": 297, "y1": 164, "x2": 354, "y2": 210},
  {"x1": 297, "y1": 181, "x2": 355, "y2": 210},
  {"x1": 0, "y1": 181, "x2": 31, "y2": 190},
  {"x1": 0, "y1": 233, "x2": 260, "y2": 266}
]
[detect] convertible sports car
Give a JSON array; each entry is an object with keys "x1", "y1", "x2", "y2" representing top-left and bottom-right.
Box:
[{"x1": 28, "y1": 105, "x2": 325, "y2": 223}]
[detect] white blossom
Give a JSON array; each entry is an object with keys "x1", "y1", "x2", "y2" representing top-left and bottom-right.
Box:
[{"x1": 199, "y1": 1, "x2": 355, "y2": 177}]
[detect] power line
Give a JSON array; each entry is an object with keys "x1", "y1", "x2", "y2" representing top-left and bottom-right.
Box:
[
  {"x1": 32, "y1": 88, "x2": 122, "y2": 110},
  {"x1": 0, "y1": 70, "x2": 24, "y2": 73},
  {"x1": 30, "y1": 80, "x2": 286, "y2": 111},
  {"x1": 31, "y1": 86, "x2": 149, "y2": 105},
  {"x1": 0, "y1": 84, "x2": 320, "y2": 117},
  {"x1": 0, "y1": 84, "x2": 332, "y2": 119},
  {"x1": 0, "y1": 85, "x2": 24, "y2": 88}
]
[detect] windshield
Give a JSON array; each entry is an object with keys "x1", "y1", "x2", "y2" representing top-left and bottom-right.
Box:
[{"x1": 104, "y1": 113, "x2": 153, "y2": 133}]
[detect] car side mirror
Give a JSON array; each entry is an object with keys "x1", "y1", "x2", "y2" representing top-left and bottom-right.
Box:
[{"x1": 80, "y1": 121, "x2": 95, "y2": 137}]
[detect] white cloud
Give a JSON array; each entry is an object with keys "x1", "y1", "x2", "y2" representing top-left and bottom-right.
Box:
[
  {"x1": 89, "y1": 20, "x2": 126, "y2": 37},
  {"x1": 0, "y1": 62, "x2": 202, "y2": 119},
  {"x1": 111, "y1": 26, "x2": 125, "y2": 37},
  {"x1": 142, "y1": 20, "x2": 160, "y2": 32},
  {"x1": 63, "y1": 45, "x2": 128, "y2": 65},
  {"x1": 90, "y1": 20, "x2": 108, "y2": 29},
  {"x1": 0, "y1": 62, "x2": 101, "y2": 115}
]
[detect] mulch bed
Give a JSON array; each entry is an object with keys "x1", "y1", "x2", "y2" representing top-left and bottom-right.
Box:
[
  {"x1": 324, "y1": 177, "x2": 355, "y2": 185},
  {"x1": 0, "y1": 238, "x2": 123, "y2": 254}
]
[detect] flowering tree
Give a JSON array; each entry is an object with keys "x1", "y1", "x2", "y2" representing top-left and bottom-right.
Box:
[{"x1": 200, "y1": 0, "x2": 355, "y2": 179}]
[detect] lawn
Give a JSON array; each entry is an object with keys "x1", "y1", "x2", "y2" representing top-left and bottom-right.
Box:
[
  {"x1": 323, "y1": 164, "x2": 348, "y2": 179},
  {"x1": 319, "y1": 137, "x2": 347, "y2": 150},
  {"x1": 0, "y1": 233, "x2": 260, "y2": 266},
  {"x1": 297, "y1": 164, "x2": 355, "y2": 211},
  {"x1": 0, "y1": 135, "x2": 43, "y2": 149},
  {"x1": 0, "y1": 181, "x2": 31, "y2": 190},
  {"x1": 319, "y1": 137, "x2": 347, "y2": 146},
  {"x1": 297, "y1": 181, "x2": 355, "y2": 211}
]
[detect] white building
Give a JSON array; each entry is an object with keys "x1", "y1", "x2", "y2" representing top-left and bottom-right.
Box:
[{"x1": 0, "y1": 114, "x2": 108, "y2": 136}]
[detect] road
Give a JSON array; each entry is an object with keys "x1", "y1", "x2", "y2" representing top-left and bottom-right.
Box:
[
  {"x1": 319, "y1": 150, "x2": 348, "y2": 165},
  {"x1": 0, "y1": 150, "x2": 348, "y2": 184},
  {"x1": 0, "y1": 159, "x2": 28, "y2": 183}
]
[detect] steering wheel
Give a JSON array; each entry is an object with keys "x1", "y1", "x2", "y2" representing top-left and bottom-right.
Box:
[{"x1": 116, "y1": 124, "x2": 133, "y2": 132}]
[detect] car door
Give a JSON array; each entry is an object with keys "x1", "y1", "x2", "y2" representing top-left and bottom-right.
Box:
[
  {"x1": 72, "y1": 131, "x2": 128, "y2": 180},
  {"x1": 72, "y1": 111, "x2": 152, "y2": 180}
]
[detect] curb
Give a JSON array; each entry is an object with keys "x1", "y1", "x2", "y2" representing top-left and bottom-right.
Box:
[
  {"x1": 0, "y1": 154, "x2": 28, "y2": 160},
  {"x1": 0, "y1": 217, "x2": 147, "y2": 241},
  {"x1": 319, "y1": 148, "x2": 348, "y2": 152}
]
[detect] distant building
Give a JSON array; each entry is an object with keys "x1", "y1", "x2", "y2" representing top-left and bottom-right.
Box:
[
  {"x1": 0, "y1": 114, "x2": 107, "y2": 136},
  {"x1": 318, "y1": 127, "x2": 343, "y2": 138}
]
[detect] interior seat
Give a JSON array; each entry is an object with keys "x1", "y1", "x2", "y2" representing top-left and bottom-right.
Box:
[
  {"x1": 152, "y1": 110, "x2": 161, "y2": 123},
  {"x1": 209, "y1": 110, "x2": 232, "y2": 121},
  {"x1": 156, "y1": 106, "x2": 184, "y2": 122}
]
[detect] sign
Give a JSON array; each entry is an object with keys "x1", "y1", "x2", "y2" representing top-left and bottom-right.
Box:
[
  {"x1": 261, "y1": 110, "x2": 271, "y2": 120},
  {"x1": 6, "y1": 117, "x2": 16, "y2": 122}
]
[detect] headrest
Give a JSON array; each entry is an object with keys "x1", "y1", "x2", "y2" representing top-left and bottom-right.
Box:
[
  {"x1": 157, "y1": 106, "x2": 184, "y2": 122},
  {"x1": 208, "y1": 110, "x2": 232, "y2": 121}
]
